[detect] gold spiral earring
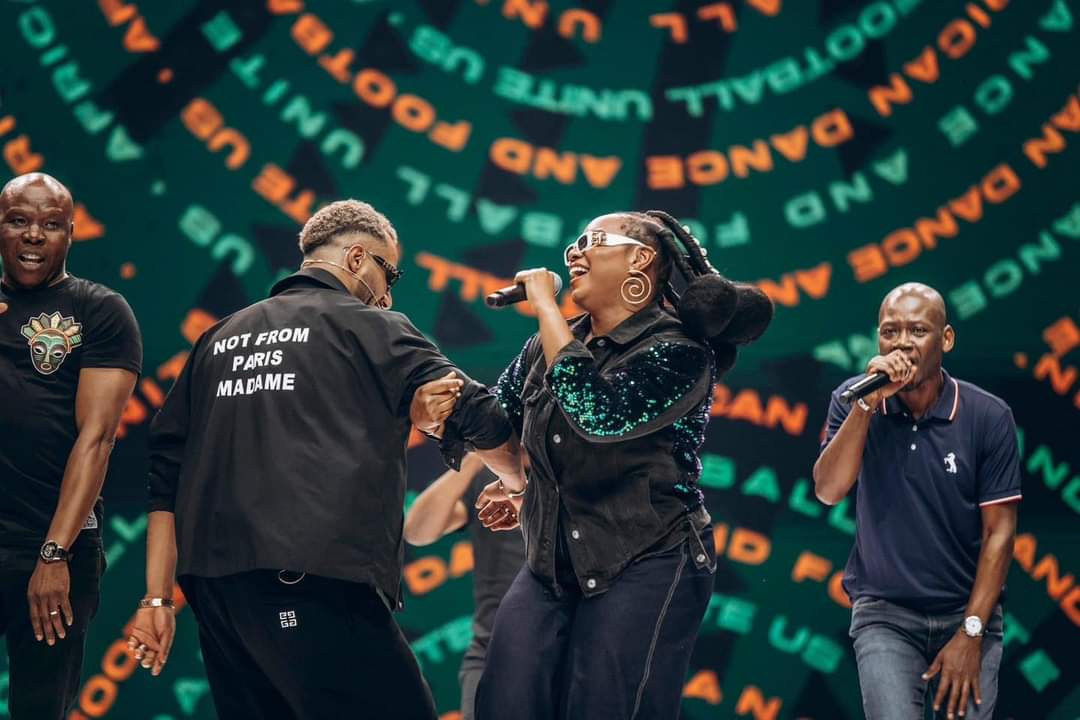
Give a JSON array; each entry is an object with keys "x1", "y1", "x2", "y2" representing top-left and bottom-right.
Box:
[{"x1": 620, "y1": 270, "x2": 652, "y2": 306}]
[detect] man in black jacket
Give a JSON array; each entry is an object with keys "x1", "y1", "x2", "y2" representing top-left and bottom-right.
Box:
[{"x1": 128, "y1": 200, "x2": 519, "y2": 720}]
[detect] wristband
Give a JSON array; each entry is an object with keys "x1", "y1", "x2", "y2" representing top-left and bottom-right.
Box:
[{"x1": 138, "y1": 597, "x2": 175, "y2": 609}]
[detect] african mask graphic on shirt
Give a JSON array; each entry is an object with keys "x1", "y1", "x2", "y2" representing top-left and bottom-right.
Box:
[{"x1": 20, "y1": 312, "x2": 83, "y2": 375}]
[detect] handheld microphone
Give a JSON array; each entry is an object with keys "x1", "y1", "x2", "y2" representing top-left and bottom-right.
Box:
[
  {"x1": 485, "y1": 272, "x2": 563, "y2": 308},
  {"x1": 839, "y1": 372, "x2": 890, "y2": 403}
]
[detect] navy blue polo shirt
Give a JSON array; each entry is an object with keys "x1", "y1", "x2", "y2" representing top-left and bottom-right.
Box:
[{"x1": 821, "y1": 370, "x2": 1022, "y2": 614}]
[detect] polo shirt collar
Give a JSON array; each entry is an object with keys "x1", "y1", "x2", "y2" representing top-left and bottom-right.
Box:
[
  {"x1": 269, "y1": 267, "x2": 351, "y2": 297},
  {"x1": 881, "y1": 369, "x2": 960, "y2": 422},
  {"x1": 571, "y1": 302, "x2": 667, "y2": 346}
]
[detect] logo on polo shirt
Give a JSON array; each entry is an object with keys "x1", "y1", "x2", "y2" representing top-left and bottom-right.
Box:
[
  {"x1": 944, "y1": 452, "x2": 958, "y2": 474},
  {"x1": 20, "y1": 311, "x2": 83, "y2": 375},
  {"x1": 279, "y1": 610, "x2": 298, "y2": 628}
]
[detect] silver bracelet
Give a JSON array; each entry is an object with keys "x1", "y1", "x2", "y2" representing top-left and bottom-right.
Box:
[
  {"x1": 856, "y1": 397, "x2": 874, "y2": 414},
  {"x1": 138, "y1": 597, "x2": 175, "y2": 609}
]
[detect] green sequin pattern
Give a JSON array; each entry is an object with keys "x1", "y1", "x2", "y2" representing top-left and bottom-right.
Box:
[
  {"x1": 548, "y1": 341, "x2": 705, "y2": 438},
  {"x1": 494, "y1": 337, "x2": 531, "y2": 432}
]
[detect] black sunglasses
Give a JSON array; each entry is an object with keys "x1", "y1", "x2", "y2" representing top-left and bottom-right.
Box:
[{"x1": 369, "y1": 253, "x2": 402, "y2": 291}]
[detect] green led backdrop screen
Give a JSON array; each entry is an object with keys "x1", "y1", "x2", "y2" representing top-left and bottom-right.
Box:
[{"x1": 1, "y1": 0, "x2": 1079, "y2": 718}]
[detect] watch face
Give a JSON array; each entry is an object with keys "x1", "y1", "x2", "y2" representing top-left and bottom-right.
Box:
[
  {"x1": 41, "y1": 541, "x2": 57, "y2": 559},
  {"x1": 964, "y1": 616, "x2": 983, "y2": 635}
]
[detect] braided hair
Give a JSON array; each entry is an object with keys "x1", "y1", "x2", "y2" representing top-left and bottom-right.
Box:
[{"x1": 611, "y1": 210, "x2": 774, "y2": 374}]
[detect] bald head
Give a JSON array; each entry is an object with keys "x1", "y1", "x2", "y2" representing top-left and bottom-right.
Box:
[
  {"x1": 879, "y1": 282, "x2": 947, "y2": 329},
  {"x1": 0, "y1": 173, "x2": 73, "y2": 212}
]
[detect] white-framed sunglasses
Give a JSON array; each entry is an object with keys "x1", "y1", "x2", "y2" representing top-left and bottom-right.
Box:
[{"x1": 563, "y1": 229, "x2": 648, "y2": 266}]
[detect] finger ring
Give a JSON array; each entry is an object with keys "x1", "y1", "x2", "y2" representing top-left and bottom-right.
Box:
[{"x1": 49, "y1": 610, "x2": 60, "y2": 616}]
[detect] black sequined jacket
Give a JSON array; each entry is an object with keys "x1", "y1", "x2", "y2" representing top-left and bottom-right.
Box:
[{"x1": 495, "y1": 302, "x2": 716, "y2": 597}]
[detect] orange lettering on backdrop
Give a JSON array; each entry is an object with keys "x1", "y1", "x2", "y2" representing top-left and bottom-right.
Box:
[
  {"x1": 650, "y1": 13, "x2": 688, "y2": 43},
  {"x1": 579, "y1": 155, "x2": 621, "y2": 188},
  {"x1": 102, "y1": 639, "x2": 138, "y2": 682},
  {"x1": 268, "y1": 0, "x2": 304, "y2": 13},
  {"x1": 404, "y1": 556, "x2": 447, "y2": 595},
  {"x1": 1063, "y1": 587, "x2": 1080, "y2": 626},
  {"x1": 982, "y1": 163, "x2": 1021, "y2": 203},
  {"x1": 770, "y1": 126, "x2": 809, "y2": 161},
  {"x1": 848, "y1": 244, "x2": 888, "y2": 283},
  {"x1": 728, "y1": 528, "x2": 771, "y2": 565},
  {"x1": 0, "y1": 115, "x2": 15, "y2": 136},
  {"x1": 182, "y1": 309, "x2": 219, "y2": 343},
  {"x1": 903, "y1": 47, "x2": 940, "y2": 83},
  {"x1": 683, "y1": 670, "x2": 723, "y2": 704},
  {"x1": 291, "y1": 14, "x2": 333, "y2": 55},
  {"x1": 699, "y1": 3, "x2": 738, "y2": 33},
  {"x1": 1023, "y1": 125, "x2": 1066, "y2": 168},
  {"x1": 727, "y1": 390, "x2": 765, "y2": 424},
  {"x1": 181, "y1": 98, "x2": 224, "y2": 140},
  {"x1": 764, "y1": 397, "x2": 807, "y2": 435},
  {"x1": 829, "y1": 570, "x2": 852, "y2": 608},
  {"x1": 794, "y1": 262, "x2": 831, "y2": 299},
  {"x1": 3, "y1": 135, "x2": 45, "y2": 175},
  {"x1": 811, "y1": 109, "x2": 854, "y2": 147},
  {"x1": 1034, "y1": 354, "x2": 1078, "y2": 395},
  {"x1": 449, "y1": 540, "x2": 475, "y2": 577},
  {"x1": 730, "y1": 140, "x2": 773, "y2": 178},
  {"x1": 319, "y1": 48, "x2": 355, "y2": 82},
  {"x1": 534, "y1": 147, "x2": 577, "y2": 184},
  {"x1": 558, "y1": 9, "x2": 601, "y2": 42},
  {"x1": 687, "y1": 150, "x2": 728, "y2": 185},
  {"x1": 947, "y1": 186, "x2": 984, "y2": 222},
  {"x1": 1013, "y1": 533, "x2": 1036, "y2": 571},
  {"x1": 869, "y1": 74, "x2": 913, "y2": 117},
  {"x1": 1032, "y1": 554, "x2": 1075, "y2": 600},
  {"x1": 79, "y1": 675, "x2": 117, "y2": 716},
  {"x1": 914, "y1": 208, "x2": 959, "y2": 249},
  {"x1": 392, "y1": 94, "x2": 436, "y2": 133},
  {"x1": 353, "y1": 69, "x2": 396, "y2": 108},
  {"x1": 430, "y1": 121, "x2": 472, "y2": 152},
  {"x1": 122, "y1": 17, "x2": 160, "y2": 53},
  {"x1": 72, "y1": 204, "x2": 106, "y2": 241},
  {"x1": 98, "y1": 0, "x2": 137, "y2": 26},
  {"x1": 757, "y1": 276, "x2": 800, "y2": 306},
  {"x1": 747, "y1": 0, "x2": 782, "y2": 16},
  {"x1": 503, "y1": 0, "x2": 549, "y2": 29},
  {"x1": 490, "y1": 138, "x2": 533, "y2": 175},
  {"x1": 158, "y1": 352, "x2": 188, "y2": 383},
  {"x1": 1052, "y1": 95, "x2": 1080, "y2": 131},
  {"x1": 647, "y1": 155, "x2": 685, "y2": 189},
  {"x1": 207, "y1": 128, "x2": 250, "y2": 170},
  {"x1": 735, "y1": 686, "x2": 782, "y2": 720},
  {"x1": 881, "y1": 228, "x2": 921, "y2": 266},
  {"x1": 938, "y1": 19, "x2": 977, "y2": 59},
  {"x1": 792, "y1": 551, "x2": 832, "y2": 582},
  {"x1": 252, "y1": 163, "x2": 295, "y2": 204}
]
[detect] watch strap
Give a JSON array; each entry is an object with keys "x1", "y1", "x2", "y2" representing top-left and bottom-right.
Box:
[{"x1": 138, "y1": 597, "x2": 176, "y2": 609}]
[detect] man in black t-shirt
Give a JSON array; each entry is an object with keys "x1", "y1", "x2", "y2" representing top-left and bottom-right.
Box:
[
  {"x1": 404, "y1": 453, "x2": 525, "y2": 720},
  {"x1": 0, "y1": 173, "x2": 142, "y2": 719}
]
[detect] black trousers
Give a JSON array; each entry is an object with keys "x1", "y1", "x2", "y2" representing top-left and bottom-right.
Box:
[
  {"x1": 0, "y1": 543, "x2": 103, "y2": 720},
  {"x1": 475, "y1": 529, "x2": 716, "y2": 720},
  {"x1": 180, "y1": 570, "x2": 438, "y2": 720}
]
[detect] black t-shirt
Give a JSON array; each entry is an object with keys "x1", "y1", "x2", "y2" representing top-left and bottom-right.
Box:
[
  {"x1": 0, "y1": 275, "x2": 142, "y2": 568},
  {"x1": 461, "y1": 469, "x2": 526, "y2": 662}
]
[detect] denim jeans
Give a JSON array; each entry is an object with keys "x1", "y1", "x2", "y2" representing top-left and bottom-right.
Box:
[
  {"x1": 475, "y1": 529, "x2": 715, "y2": 720},
  {"x1": 849, "y1": 597, "x2": 1004, "y2": 720}
]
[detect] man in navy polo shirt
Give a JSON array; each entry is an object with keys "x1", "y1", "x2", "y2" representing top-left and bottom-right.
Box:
[{"x1": 814, "y1": 283, "x2": 1020, "y2": 720}]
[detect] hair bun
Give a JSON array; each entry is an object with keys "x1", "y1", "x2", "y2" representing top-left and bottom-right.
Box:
[
  {"x1": 715, "y1": 283, "x2": 774, "y2": 345},
  {"x1": 677, "y1": 274, "x2": 737, "y2": 340}
]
